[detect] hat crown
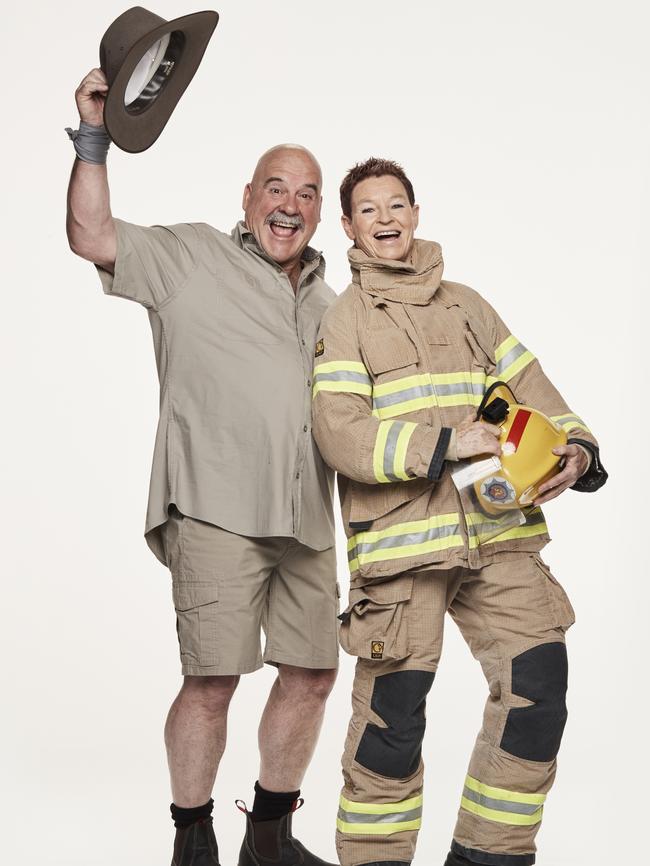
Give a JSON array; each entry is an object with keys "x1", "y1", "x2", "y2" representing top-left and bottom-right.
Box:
[{"x1": 100, "y1": 6, "x2": 168, "y2": 84}]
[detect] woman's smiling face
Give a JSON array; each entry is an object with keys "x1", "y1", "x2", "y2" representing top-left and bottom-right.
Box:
[{"x1": 342, "y1": 174, "x2": 419, "y2": 261}]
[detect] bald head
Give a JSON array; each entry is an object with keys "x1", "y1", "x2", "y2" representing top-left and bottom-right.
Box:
[
  {"x1": 242, "y1": 143, "x2": 323, "y2": 281},
  {"x1": 251, "y1": 143, "x2": 322, "y2": 189}
]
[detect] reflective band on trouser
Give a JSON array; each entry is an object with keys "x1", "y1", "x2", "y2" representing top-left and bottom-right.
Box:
[
  {"x1": 494, "y1": 335, "x2": 535, "y2": 382},
  {"x1": 312, "y1": 361, "x2": 372, "y2": 397},
  {"x1": 550, "y1": 413, "x2": 592, "y2": 435},
  {"x1": 467, "y1": 508, "x2": 548, "y2": 549},
  {"x1": 460, "y1": 775, "x2": 545, "y2": 826},
  {"x1": 348, "y1": 513, "x2": 463, "y2": 573},
  {"x1": 373, "y1": 420, "x2": 418, "y2": 482},
  {"x1": 371, "y1": 372, "x2": 488, "y2": 419},
  {"x1": 337, "y1": 793, "x2": 423, "y2": 835}
]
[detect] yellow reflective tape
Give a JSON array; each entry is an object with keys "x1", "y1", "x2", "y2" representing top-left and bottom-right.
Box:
[
  {"x1": 460, "y1": 797, "x2": 543, "y2": 827},
  {"x1": 347, "y1": 513, "x2": 460, "y2": 549},
  {"x1": 348, "y1": 556, "x2": 360, "y2": 573},
  {"x1": 355, "y1": 536, "x2": 463, "y2": 566},
  {"x1": 495, "y1": 334, "x2": 519, "y2": 363},
  {"x1": 435, "y1": 393, "x2": 483, "y2": 408},
  {"x1": 314, "y1": 360, "x2": 369, "y2": 375},
  {"x1": 372, "y1": 396, "x2": 435, "y2": 419},
  {"x1": 550, "y1": 415, "x2": 592, "y2": 435},
  {"x1": 393, "y1": 422, "x2": 417, "y2": 480},
  {"x1": 373, "y1": 421, "x2": 393, "y2": 483},
  {"x1": 312, "y1": 380, "x2": 372, "y2": 398},
  {"x1": 464, "y1": 776, "x2": 546, "y2": 806},
  {"x1": 499, "y1": 350, "x2": 535, "y2": 382},
  {"x1": 339, "y1": 794, "x2": 423, "y2": 815},
  {"x1": 336, "y1": 818, "x2": 422, "y2": 835},
  {"x1": 468, "y1": 518, "x2": 548, "y2": 549},
  {"x1": 373, "y1": 373, "x2": 431, "y2": 398}
]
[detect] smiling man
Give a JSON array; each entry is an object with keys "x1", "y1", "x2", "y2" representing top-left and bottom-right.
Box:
[{"x1": 66, "y1": 68, "x2": 338, "y2": 866}]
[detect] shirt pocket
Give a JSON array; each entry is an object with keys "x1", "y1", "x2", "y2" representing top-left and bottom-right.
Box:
[
  {"x1": 339, "y1": 575, "x2": 414, "y2": 660},
  {"x1": 361, "y1": 328, "x2": 419, "y2": 378}
]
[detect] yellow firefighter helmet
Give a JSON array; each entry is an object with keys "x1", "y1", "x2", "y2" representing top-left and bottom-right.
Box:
[{"x1": 473, "y1": 383, "x2": 567, "y2": 514}]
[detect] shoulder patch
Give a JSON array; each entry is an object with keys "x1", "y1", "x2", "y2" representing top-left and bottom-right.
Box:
[{"x1": 315, "y1": 339, "x2": 325, "y2": 357}]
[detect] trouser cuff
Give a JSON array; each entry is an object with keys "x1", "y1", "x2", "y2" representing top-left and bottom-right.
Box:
[{"x1": 452, "y1": 840, "x2": 535, "y2": 866}]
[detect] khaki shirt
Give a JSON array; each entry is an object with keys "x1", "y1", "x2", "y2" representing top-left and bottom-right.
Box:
[
  {"x1": 97, "y1": 219, "x2": 336, "y2": 563},
  {"x1": 312, "y1": 239, "x2": 605, "y2": 585}
]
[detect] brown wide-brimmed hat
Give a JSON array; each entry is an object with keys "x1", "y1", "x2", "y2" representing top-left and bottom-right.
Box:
[{"x1": 100, "y1": 6, "x2": 219, "y2": 153}]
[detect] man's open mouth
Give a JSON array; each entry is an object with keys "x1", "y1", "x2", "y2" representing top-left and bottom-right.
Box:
[
  {"x1": 266, "y1": 214, "x2": 303, "y2": 238},
  {"x1": 374, "y1": 230, "x2": 401, "y2": 240}
]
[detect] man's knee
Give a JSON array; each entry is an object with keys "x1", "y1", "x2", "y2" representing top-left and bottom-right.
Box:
[
  {"x1": 355, "y1": 669, "x2": 435, "y2": 778},
  {"x1": 277, "y1": 665, "x2": 338, "y2": 702},
  {"x1": 500, "y1": 641, "x2": 568, "y2": 762},
  {"x1": 182, "y1": 674, "x2": 240, "y2": 713}
]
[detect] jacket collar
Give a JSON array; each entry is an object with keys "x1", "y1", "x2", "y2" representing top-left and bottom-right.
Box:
[
  {"x1": 231, "y1": 221, "x2": 326, "y2": 282},
  {"x1": 348, "y1": 238, "x2": 443, "y2": 305}
]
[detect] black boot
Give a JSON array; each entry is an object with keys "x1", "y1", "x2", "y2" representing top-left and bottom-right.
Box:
[
  {"x1": 172, "y1": 817, "x2": 221, "y2": 866},
  {"x1": 443, "y1": 852, "x2": 472, "y2": 866},
  {"x1": 237, "y1": 800, "x2": 336, "y2": 866}
]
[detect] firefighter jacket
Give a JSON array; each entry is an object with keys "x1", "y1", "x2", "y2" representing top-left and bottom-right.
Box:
[{"x1": 312, "y1": 239, "x2": 606, "y2": 586}]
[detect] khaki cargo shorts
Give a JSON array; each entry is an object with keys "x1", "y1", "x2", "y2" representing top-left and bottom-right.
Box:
[{"x1": 162, "y1": 509, "x2": 339, "y2": 676}]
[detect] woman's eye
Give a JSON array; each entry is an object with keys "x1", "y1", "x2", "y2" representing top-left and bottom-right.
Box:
[
  {"x1": 361, "y1": 207, "x2": 374, "y2": 214},
  {"x1": 392, "y1": 203, "x2": 404, "y2": 209}
]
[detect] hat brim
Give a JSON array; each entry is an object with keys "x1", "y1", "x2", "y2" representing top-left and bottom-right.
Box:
[{"x1": 103, "y1": 10, "x2": 219, "y2": 153}]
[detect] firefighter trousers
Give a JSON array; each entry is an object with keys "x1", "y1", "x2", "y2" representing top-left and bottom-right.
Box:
[{"x1": 336, "y1": 553, "x2": 575, "y2": 866}]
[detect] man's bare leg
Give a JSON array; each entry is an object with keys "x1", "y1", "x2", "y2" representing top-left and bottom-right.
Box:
[
  {"x1": 258, "y1": 664, "x2": 337, "y2": 791},
  {"x1": 165, "y1": 674, "x2": 239, "y2": 807}
]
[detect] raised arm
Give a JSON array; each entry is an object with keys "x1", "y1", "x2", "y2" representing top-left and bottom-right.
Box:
[{"x1": 66, "y1": 68, "x2": 116, "y2": 272}]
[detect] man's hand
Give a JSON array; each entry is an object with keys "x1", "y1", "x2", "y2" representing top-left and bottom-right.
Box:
[
  {"x1": 75, "y1": 68, "x2": 109, "y2": 127},
  {"x1": 533, "y1": 444, "x2": 589, "y2": 506},
  {"x1": 455, "y1": 413, "x2": 502, "y2": 459}
]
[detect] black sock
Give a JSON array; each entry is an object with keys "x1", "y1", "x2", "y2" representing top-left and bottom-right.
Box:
[
  {"x1": 251, "y1": 781, "x2": 300, "y2": 822},
  {"x1": 171, "y1": 798, "x2": 214, "y2": 829}
]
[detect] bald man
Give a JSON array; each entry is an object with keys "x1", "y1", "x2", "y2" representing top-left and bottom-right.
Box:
[{"x1": 66, "y1": 69, "x2": 338, "y2": 866}]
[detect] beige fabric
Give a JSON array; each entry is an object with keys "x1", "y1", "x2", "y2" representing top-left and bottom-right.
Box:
[
  {"x1": 163, "y1": 509, "x2": 339, "y2": 675},
  {"x1": 312, "y1": 239, "x2": 600, "y2": 584},
  {"x1": 96, "y1": 219, "x2": 336, "y2": 562},
  {"x1": 336, "y1": 555, "x2": 574, "y2": 866}
]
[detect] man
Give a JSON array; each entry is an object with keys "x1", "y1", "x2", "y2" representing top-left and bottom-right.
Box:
[
  {"x1": 66, "y1": 68, "x2": 338, "y2": 866},
  {"x1": 312, "y1": 158, "x2": 607, "y2": 866}
]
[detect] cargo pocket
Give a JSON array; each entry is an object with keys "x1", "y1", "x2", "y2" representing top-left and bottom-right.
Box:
[
  {"x1": 172, "y1": 577, "x2": 220, "y2": 667},
  {"x1": 464, "y1": 323, "x2": 495, "y2": 373},
  {"x1": 531, "y1": 554, "x2": 576, "y2": 631},
  {"x1": 361, "y1": 327, "x2": 419, "y2": 378},
  {"x1": 339, "y1": 575, "x2": 414, "y2": 660}
]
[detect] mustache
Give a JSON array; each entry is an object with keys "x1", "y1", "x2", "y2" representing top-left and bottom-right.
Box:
[{"x1": 264, "y1": 211, "x2": 304, "y2": 230}]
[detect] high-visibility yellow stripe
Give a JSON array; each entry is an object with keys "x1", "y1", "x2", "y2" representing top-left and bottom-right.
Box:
[
  {"x1": 480, "y1": 519, "x2": 548, "y2": 546},
  {"x1": 347, "y1": 514, "x2": 460, "y2": 550},
  {"x1": 313, "y1": 380, "x2": 372, "y2": 397},
  {"x1": 499, "y1": 349, "x2": 535, "y2": 382},
  {"x1": 495, "y1": 334, "x2": 519, "y2": 362},
  {"x1": 339, "y1": 794, "x2": 423, "y2": 814},
  {"x1": 550, "y1": 414, "x2": 592, "y2": 435},
  {"x1": 372, "y1": 396, "x2": 436, "y2": 419},
  {"x1": 314, "y1": 361, "x2": 369, "y2": 375},
  {"x1": 460, "y1": 797, "x2": 543, "y2": 826},
  {"x1": 336, "y1": 818, "x2": 422, "y2": 835},
  {"x1": 464, "y1": 776, "x2": 546, "y2": 806},
  {"x1": 372, "y1": 373, "x2": 431, "y2": 397},
  {"x1": 373, "y1": 421, "x2": 393, "y2": 483},
  {"x1": 393, "y1": 422, "x2": 417, "y2": 480}
]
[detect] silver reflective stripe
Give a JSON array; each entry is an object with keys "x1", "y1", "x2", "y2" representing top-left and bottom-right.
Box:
[
  {"x1": 373, "y1": 383, "x2": 433, "y2": 410},
  {"x1": 348, "y1": 522, "x2": 459, "y2": 561},
  {"x1": 434, "y1": 381, "x2": 485, "y2": 396},
  {"x1": 462, "y1": 786, "x2": 541, "y2": 817},
  {"x1": 496, "y1": 342, "x2": 528, "y2": 376},
  {"x1": 382, "y1": 421, "x2": 414, "y2": 482},
  {"x1": 313, "y1": 371, "x2": 372, "y2": 385},
  {"x1": 337, "y1": 805, "x2": 423, "y2": 825}
]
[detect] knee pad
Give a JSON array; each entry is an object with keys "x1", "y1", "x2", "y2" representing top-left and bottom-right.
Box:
[
  {"x1": 355, "y1": 670, "x2": 435, "y2": 778},
  {"x1": 500, "y1": 641, "x2": 568, "y2": 762}
]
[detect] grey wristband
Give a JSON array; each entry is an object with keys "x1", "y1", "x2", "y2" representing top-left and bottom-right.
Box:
[{"x1": 65, "y1": 121, "x2": 111, "y2": 165}]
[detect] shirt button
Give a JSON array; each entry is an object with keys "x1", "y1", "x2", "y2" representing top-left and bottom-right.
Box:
[
  {"x1": 301, "y1": 338, "x2": 306, "y2": 346},
  {"x1": 295, "y1": 472, "x2": 300, "y2": 479},
  {"x1": 303, "y1": 425, "x2": 308, "y2": 432},
  {"x1": 306, "y1": 379, "x2": 311, "y2": 387}
]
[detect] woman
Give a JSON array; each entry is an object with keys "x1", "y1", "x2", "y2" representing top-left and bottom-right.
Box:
[{"x1": 312, "y1": 158, "x2": 606, "y2": 866}]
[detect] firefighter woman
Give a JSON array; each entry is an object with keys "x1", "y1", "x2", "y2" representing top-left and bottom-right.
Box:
[{"x1": 312, "y1": 158, "x2": 607, "y2": 866}]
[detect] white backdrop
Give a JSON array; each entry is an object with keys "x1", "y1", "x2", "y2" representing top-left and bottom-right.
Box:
[{"x1": 2, "y1": 1, "x2": 648, "y2": 864}]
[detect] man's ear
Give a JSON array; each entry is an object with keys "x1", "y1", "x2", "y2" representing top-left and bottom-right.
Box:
[
  {"x1": 242, "y1": 183, "x2": 252, "y2": 211},
  {"x1": 341, "y1": 214, "x2": 355, "y2": 242}
]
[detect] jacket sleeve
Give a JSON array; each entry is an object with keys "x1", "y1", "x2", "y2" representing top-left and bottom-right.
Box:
[
  {"x1": 312, "y1": 299, "x2": 452, "y2": 485},
  {"x1": 478, "y1": 295, "x2": 608, "y2": 492}
]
